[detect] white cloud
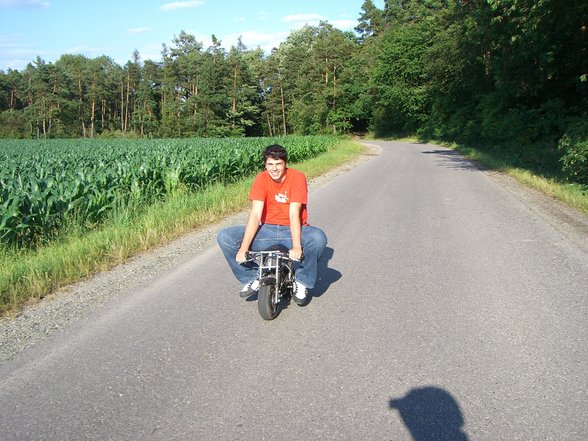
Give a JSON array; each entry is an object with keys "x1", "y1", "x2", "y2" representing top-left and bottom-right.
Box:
[
  {"x1": 0, "y1": 0, "x2": 49, "y2": 8},
  {"x1": 280, "y1": 13, "x2": 359, "y2": 32},
  {"x1": 281, "y1": 13, "x2": 329, "y2": 30},
  {"x1": 282, "y1": 13, "x2": 325, "y2": 24},
  {"x1": 0, "y1": 35, "x2": 40, "y2": 70},
  {"x1": 0, "y1": 35, "x2": 26, "y2": 50},
  {"x1": 160, "y1": 0, "x2": 204, "y2": 12},
  {"x1": 1, "y1": 59, "x2": 26, "y2": 70},
  {"x1": 127, "y1": 27, "x2": 152, "y2": 35},
  {"x1": 64, "y1": 45, "x2": 110, "y2": 59},
  {"x1": 330, "y1": 19, "x2": 357, "y2": 31},
  {"x1": 222, "y1": 30, "x2": 290, "y2": 54},
  {"x1": 134, "y1": 43, "x2": 164, "y2": 63}
]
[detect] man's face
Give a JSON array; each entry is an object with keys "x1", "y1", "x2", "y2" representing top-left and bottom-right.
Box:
[{"x1": 265, "y1": 158, "x2": 286, "y2": 182}]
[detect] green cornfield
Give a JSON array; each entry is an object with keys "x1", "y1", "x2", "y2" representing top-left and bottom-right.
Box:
[{"x1": 0, "y1": 135, "x2": 337, "y2": 248}]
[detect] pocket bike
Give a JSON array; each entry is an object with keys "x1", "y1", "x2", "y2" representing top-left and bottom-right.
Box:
[{"x1": 244, "y1": 245, "x2": 298, "y2": 320}]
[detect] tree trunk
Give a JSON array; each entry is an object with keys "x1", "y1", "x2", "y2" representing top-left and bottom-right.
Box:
[
  {"x1": 101, "y1": 99, "x2": 106, "y2": 132},
  {"x1": 333, "y1": 64, "x2": 337, "y2": 134},
  {"x1": 266, "y1": 113, "x2": 273, "y2": 137},
  {"x1": 277, "y1": 68, "x2": 287, "y2": 135},
  {"x1": 177, "y1": 89, "x2": 182, "y2": 137},
  {"x1": 280, "y1": 85, "x2": 287, "y2": 135},
  {"x1": 125, "y1": 70, "x2": 131, "y2": 133},
  {"x1": 77, "y1": 76, "x2": 85, "y2": 137},
  {"x1": 120, "y1": 79, "x2": 125, "y2": 132},
  {"x1": 90, "y1": 98, "x2": 95, "y2": 138},
  {"x1": 232, "y1": 65, "x2": 238, "y2": 129},
  {"x1": 232, "y1": 66, "x2": 238, "y2": 113},
  {"x1": 140, "y1": 101, "x2": 146, "y2": 138}
]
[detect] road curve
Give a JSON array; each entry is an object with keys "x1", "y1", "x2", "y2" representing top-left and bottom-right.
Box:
[{"x1": 0, "y1": 141, "x2": 586, "y2": 440}]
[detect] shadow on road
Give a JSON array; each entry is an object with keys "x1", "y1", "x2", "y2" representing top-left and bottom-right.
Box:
[
  {"x1": 246, "y1": 247, "x2": 340, "y2": 305},
  {"x1": 389, "y1": 386, "x2": 470, "y2": 441},
  {"x1": 422, "y1": 149, "x2": 486, "y2": 172},
  {"x1": 311, "y1": 247, "x2": 341, "y2": 299}
]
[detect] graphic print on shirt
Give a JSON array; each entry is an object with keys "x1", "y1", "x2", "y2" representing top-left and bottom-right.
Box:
[{"x1": 275, "y1": 190, "x2": 288, "y2": 203}]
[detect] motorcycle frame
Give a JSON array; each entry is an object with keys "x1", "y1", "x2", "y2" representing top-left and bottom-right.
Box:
[{"x1": 254, "y1": 250, "x2": 295, "y2": 300}]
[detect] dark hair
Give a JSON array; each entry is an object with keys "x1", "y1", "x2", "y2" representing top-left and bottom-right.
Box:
[{"x1": 263, "y1": 144, "x2": 288, "y2": 163}]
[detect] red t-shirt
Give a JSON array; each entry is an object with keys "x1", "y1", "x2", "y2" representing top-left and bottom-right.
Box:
[{"x1": 249, "y1": 168, "x2": 309, "y2": 226}]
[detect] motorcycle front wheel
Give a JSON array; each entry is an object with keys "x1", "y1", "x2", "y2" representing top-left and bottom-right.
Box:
[{"x1": 258, "y1": 282, "x2": 280, "y2": 320}]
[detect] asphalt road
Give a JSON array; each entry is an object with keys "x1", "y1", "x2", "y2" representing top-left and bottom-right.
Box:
[{"x1": 0, "y1": 141, "x2": 586, "y2": 440}]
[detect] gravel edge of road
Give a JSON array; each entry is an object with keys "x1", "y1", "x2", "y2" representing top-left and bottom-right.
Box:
[
  {"x1": 486, "y1": 170, "x2": 588, "y2": 253},
  {"x1": 1, "y1": 142, "x2": 586, "y2": 363}
]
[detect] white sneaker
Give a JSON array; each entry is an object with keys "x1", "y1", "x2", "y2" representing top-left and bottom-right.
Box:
[
  {"x1": 293, "y1": 281, "x2": 308, "y2": 306},
  {"x1": 240, "y1": 279, "x2": 260, "y2": 298}
]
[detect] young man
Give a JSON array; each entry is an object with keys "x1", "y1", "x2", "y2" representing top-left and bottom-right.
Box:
[{"x1": 217, "y1": 144, "x2": 327, "y2": 306}]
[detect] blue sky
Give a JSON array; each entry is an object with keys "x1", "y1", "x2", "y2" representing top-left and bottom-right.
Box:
[{"x1": 0, "y1": 0, "x2": 385, "y2": 72}]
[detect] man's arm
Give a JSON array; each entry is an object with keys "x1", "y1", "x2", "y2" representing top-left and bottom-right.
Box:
[
  {"x1": 236, "y1": 200, "x2": 264, "y2": 263},
  {"x1": 289, "y1": 202, "x2": 303, "y2": 261}
]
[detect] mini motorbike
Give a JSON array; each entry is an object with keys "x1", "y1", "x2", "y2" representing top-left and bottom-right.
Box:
[{"x1": 245, "y1": 245, "x2": 297, "y2": 320}]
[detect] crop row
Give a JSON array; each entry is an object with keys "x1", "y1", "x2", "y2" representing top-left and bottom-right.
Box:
[{"x1": 0, "y1": 135, "x2": 337, "y2": 248}]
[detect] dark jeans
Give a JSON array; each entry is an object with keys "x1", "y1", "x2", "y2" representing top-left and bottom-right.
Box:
[{"x1": 217, "y1": 223, "x2": 327, "y2": 289}]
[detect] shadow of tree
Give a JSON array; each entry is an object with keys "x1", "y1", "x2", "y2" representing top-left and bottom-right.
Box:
[
  {"x1": 422, "y1": 149, "x2": 487, "y2": 171},
  {"x1": 390, "y1": 386, "x2": 470, "y2": 441}
]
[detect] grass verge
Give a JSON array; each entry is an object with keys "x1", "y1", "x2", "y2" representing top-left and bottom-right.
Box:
[
  {"x1": 448, "y1": 142, "x2": 588, "y2": 214},
  {"x1": 0, "y1": 139, "x2": 363, "y2": 317}
]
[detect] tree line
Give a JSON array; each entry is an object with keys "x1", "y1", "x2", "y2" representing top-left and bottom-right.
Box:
[
  {"x1": 0, "y1": 24, "x2": 361, "y2": 140},
  {"x1": 0, "y1": 1, "x2": 586, "y2": 181}
]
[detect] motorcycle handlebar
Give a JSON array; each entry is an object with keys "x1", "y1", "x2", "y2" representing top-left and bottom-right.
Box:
[{"x1": 242, "y1": 250, "x2": 302, "y2": 262}]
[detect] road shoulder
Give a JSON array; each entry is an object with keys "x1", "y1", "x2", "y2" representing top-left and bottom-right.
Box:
[{"x1": 487, "y1": 171, "x2": 588, "y2": 252}]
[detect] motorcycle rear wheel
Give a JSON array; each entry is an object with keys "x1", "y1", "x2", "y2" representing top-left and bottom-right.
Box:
[{"x1": 258, "y1": 282, "x2": 280, "y2": 320}]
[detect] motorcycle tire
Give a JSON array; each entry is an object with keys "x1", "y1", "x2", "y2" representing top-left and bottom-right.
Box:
[{"x1": 258, "y1": 282, "x2": 280, "y2": 320}]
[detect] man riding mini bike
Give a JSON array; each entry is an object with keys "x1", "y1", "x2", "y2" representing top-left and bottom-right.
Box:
[{"x1": 217, "y1": 144, "x2": 327, "y2": 319}]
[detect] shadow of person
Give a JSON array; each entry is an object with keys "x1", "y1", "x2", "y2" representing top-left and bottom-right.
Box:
[
  {"x1": 389, "y1": 386, "x2": 470, "y2": 441},
  {"x1": 248, "y1": 247, "x2": 340, "y2": 305},
  {"x1": 310, "y1": 247, "x2": 341, "y2": 298}
]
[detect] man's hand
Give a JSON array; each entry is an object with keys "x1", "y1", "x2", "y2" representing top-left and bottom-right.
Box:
[
  {"x1": 236, "y1": 249, "x2": 249, "y2": 263},
  {"x1": 289, "y1": 246, "x2": 303, "y2": 261}
]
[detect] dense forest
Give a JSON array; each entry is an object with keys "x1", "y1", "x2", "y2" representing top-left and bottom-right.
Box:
[{"x1": 0, "y1": 0, "x2": 587, "y2": 182}]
